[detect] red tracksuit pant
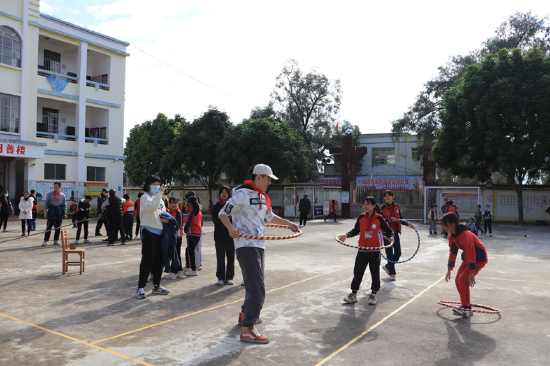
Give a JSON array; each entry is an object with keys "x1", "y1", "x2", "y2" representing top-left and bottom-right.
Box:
[{"x1": 455, "y1": 261, "x2": 486, "y2": 307}]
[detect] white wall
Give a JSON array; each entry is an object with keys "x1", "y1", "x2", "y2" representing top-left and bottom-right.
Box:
[{"x1": 359, "y1": 134, "x2": 422, "y2": 176}]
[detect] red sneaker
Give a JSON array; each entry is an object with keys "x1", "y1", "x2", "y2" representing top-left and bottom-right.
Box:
[
  {"x1": 240, "y1": 326, "x2": 269, "y2": 344},
  {"x1": 237, "y1": 312, "x2": 263, "y2": 325}
]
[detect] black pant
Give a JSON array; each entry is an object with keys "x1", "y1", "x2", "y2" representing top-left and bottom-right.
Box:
[
  {"x1": 138, "y1": 228, "x2": 163, "y2": 288},
  {"x1": 325, "y1": 211, "x2": 337, "y2": 222},
  {"x1": 95, "y1": 217, "x2": 106, "y2": 235},
  {"x1": 135, "y1": 216, "x2": 141, "y2": 236},
  {"x1": 215, "y1": 239, "x2": 235, "y2": 281},
  {"x1": 484, "y1": 220, "x2": 492, "y2": 234},
  {"x1": 351, "y1": 251, "x2": 381, "y2": 292},
  {"x1": 384, "y1": 233, "x2": 401, "y2": 275},
  {"x1": 44, "y1": 220, "x2": 62, "y2": 241},
  {"x1": 0, "y1": 213, "x2": 9, "y2": 230},
  {"x1": 476, "y1": 221, "x2": 483, "y2": 235},
  {"x1": 21, "y1": 219, "x2": 31, "y2": 233},
  {"x1": 108, "y1": 217, "x2": 125, "y2": 244},
  {"x1": 76, "y1": 221, "x2": 89, "y2": 241},
  {"x1": 186, "y1": 236, "x2": 200, "y2": 271},
  {"x1": 171, "y1": 237, "x2": 183, "y2": 273},
  {"x1": 123, "y1": 213, "x2": 134, "y2": 239},
  {"x1": 299, "y1": 211, "x2": 309, "y2": 226}
]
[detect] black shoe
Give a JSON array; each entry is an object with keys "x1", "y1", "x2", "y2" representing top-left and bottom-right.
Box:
[
  {"x1": 95, "y1": 233, "x2": 102, "y2": 236},
  {"x1": 434, "y1": 232, "x2": 438, "y2": 234},
  {"x1": 21, "y1": 233, "x2": 25, "y2": 237},
  {"x1": 429, "y1": 231, "x2": 433, "y2": 235}
]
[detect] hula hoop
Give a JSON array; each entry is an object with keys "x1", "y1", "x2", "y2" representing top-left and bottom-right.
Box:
[
  {"x1": 335, "y1": 236, "x2": 394, "y2": 251},
  {"x1": 238, "y1": 224, "x2": 302, "y2": 240},
  {"x1": 380, "y1": 219, "x2": 421, "y2": 264},
  {"x1": 438, "y1": 300, "x2": 501, "y2": 314}
]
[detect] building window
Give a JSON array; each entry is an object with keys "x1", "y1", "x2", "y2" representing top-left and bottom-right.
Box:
[
  {"x1": 87, "y1": 166, "x2": 106, "y2": 182},
  {"x1": 0, "y1": 93, "x2": 20, "y2": 133},
  {"x1": 372, "y1": 147, "x2": 395, "y2": 165},
  {"x1": 42, "y1": 107, "x2": 59, "y2": 133},
  {"x1": 0, "y1": 26, "x2": 21, "y2": 68},
  {"x1": 44, "y1": 163, "x2": 66, "y2": 180},
  {"x1": 44, "y1": 49, "x2": 61, "y2": 73},
  {"x1": 411, "y1": 147, "x2": 420, "y2": 161}
]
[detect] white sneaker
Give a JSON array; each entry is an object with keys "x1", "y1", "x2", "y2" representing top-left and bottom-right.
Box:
[
  {"x1": 344, "y1": 292, "x2": 358, "y2": 303},
  {"x1": 176, "y1": 270, "x2": 185, "y2": 279},
  {"x1": 53, "y1": 240, "x2": 60, "y2": 245},
  {"x1": 84, "y1": 239, "x2": 91, "y2": 244},
  {"x1": 41, "y1": 241, "x2": 48, "y2": 246},
  {"x1": 216, "y1": 280, "x2": 225, "y2": 285},
  {"x1": 164, "y1": 273, "x2": 177, "y2": 280},
  {"x1": 185, "y1": 270, "x2": 198, "y2": 276},
  {"x1": 226, "y1": 279, "x2": 234, "y2": 285},
  {"x1": 368, "y1": 294, "x2": 378, "y2": 305},
  {"x1": 382, "y1": 265, "x2": 390, "y2": 277},
  {"x1": 74, "y1": 240, "x2": 79, "y2": 244},
  {"x1": 136, "y1": 288, "x2": 146, "y2": 299},
  {"x1": 197, "y1": 265, "x2": 203, "y2": 271},
  {"x1": 389, "y1": 275, "x2": 396, "y2": 281},
  {"x1": 182, "y1": 267, "x2": 191, "y2": 272},
  {"x1": 452, "y1": 307, "x2": 473, "y2": 317}
]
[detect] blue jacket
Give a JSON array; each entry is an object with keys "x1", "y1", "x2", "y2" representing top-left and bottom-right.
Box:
[{"x1": 160, "y1": 212, "x2": 180, "y2": 272}]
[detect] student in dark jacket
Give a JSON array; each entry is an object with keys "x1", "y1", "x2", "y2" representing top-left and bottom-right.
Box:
[
  {"x1": 212, "y1": 186, "x2": 235, "y2": 285},
  {"x1": 165, "y1": 197, "x2": 184, "y2": 280},
  {"x1": 95, "y1": 189, "x2": 108, "y2": 236},
  {"x1": 102, "y1": 189, "x2": 125, "y2": 246},
  {"x1": 380, "y1": 190, "x2": 404, "y2": 280},
  {"x1": 298, "y1": 194, "x2": 311, "y2": 227},
  {"x1": 0, "y1": 190, "x2": 14, "y2": 232},
  {"x1": 75, "y1": 196, "x2": 92, "y2": 244},
  {"x1": 30, "y1": 189, "x2": 38, "y2": 231}
]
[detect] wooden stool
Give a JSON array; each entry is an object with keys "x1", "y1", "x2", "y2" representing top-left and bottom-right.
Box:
[{"x1": 61, "y1": 230, "x2": 85, "y2": 275}]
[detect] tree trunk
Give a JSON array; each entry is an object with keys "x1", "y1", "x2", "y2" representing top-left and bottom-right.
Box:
[{"x1": 514, "y1": 183, "x2": 524, "y2": 225}]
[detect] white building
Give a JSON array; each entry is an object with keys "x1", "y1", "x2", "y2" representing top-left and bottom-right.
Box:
[{"x1": 0, "y1": 0, "x2": 128, "y2": 205}]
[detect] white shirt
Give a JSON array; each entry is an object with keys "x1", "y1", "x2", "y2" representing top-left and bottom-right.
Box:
[{"x1": 219, "y1": 186, "x2": 275, "y2": 249}]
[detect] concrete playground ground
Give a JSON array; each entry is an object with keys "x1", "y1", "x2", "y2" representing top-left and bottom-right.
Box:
[{"x1": 0, "y1": 217, "x2": 549, "y2": 366}]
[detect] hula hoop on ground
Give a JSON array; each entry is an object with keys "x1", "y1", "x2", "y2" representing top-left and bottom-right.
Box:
[
  {"x1": 238, "y1": 224, "x2": 302, "y2": 240},
  {"x1": 380, "y1": 219, "x2": 421, "y2": 264},
  {"x1": 335, "y1": 236, "x2": 394, "y2": 251},
  {"x1": 438, "y1": 300, "x2": 501, "y2": 314}
]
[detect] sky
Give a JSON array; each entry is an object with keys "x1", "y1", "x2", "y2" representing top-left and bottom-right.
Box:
[{"x1": 39, "y1": 0, "x2": 550, "y2": 141}]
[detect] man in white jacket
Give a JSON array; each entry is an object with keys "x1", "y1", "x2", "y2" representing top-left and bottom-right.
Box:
[{"x1": 219, "y1": 164, "x2": 299, "y2": 344}]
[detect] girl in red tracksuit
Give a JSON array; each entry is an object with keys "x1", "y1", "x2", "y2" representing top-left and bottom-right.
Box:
[
  {"x1": 183, "y1": 196, "x2": 202, "y2": 276},
  {"x1": 442, "y1": 212, "x2": 488, "y2": 317},
  {"x1": 338, "y1": 196, "x2": 394, "y2": 305}
]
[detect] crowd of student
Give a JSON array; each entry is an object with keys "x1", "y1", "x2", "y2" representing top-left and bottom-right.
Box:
[{"x1": 428, "y1": 201, "x2": 495, "y2": 238}]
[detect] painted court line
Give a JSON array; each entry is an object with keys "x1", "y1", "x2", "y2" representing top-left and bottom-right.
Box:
[
  {"x1": 92, "y1": 266, "x2": 347, "y2": 345},
  {"x1": 315, "y1": 275, "x2": 446, "y2": 366},
  {"x1": 0, "y1": 312, "x2": 154, "y2": 366}
]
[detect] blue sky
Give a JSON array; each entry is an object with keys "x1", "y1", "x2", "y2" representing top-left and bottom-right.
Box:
[{"x1": 39, "y1": 1, "x2": 550, "y2": 141}]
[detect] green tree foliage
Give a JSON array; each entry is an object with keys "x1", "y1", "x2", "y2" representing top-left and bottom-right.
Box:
[
  {"x1": 271, "y1": 59, "x2": 342, "y2": 173},
  {"x1": 392, "y1": 12, "x2": 550, "y2": 157},
  {"x1": 217, "y1": 118, "x2": 313, "y2": 184},
  {"x1": 123, "y1": 113, "x2": 182, "y2": 186},
  {"x1": 433, "y1": 48, "x2": 550, "y2": 223},
  {"x1": 172, "y1": 108, "x2": 232, "y2": 202}
]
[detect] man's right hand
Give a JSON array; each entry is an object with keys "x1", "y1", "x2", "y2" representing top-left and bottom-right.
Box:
[{"x1": 228, "y1": 226, "x2": 241, "y2": 239}]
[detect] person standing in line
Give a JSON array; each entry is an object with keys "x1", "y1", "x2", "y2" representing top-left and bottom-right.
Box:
[
  {"x1": 380, "y1": 190, "x2": 404, "y2": 281},
  {"x1": 429, "y1": 204, "x2": 438, "y2": 234},
  {"x1": 183, "y1": 196, "x2": 202, "y2": 276},
  {"x1": 95, "y1": 189, "x2": 108, "y2": 236},
  {"x1": 18, "y1": 191, "x2": 33, "y2": 236},
  {"x1": 219, "y1": 164, "x2": 299, "y2": 344},
  {"x1": 75, "y1": 196, "x2": 92, "y2": 244},
  {"x1": 298, "y1": 194, "x2": 311, "y2": 227},
  {"x1": 30, "y1": 189, "x2": 38, "y2": 231},
  {"x1": 136, "y1": 175, "x2": 169, "y2": 299},
  {"x1": 164, "y1": 197, "x2": 184, "y2": 280},
  {"x1": 42, "y1": 182, "x2": 67, "y2": 246},
  {"x1": 102, "y1": 189, "x2": 126, "y2": 246},
  {"x1": 69, "y1": 198, "x2": 78, "y2": 228},
  {"x1": 184, "y1": 191, "x2": 203, "y2": 271},
  {"x1": 134, "y1": 192, "x2": 143, "y2": 239},
  {"x1": 482, "y1": 205, "x2": 494, "y2": 237},
  {"x1": 212, "y1": 186, "x2": 235, "y2": 285},
  {"x1": 122, "y1": 193, "x2": 135, "y2": 241},
  {"x1": 474, "y1": 205, "x2": 483, "y2": 236},
  {"x1": 324, "y1": 200, "x2": 338, "y2": 222},
  {"x1": 0, "y1": 190, "x2": 14, "y2": 232}
]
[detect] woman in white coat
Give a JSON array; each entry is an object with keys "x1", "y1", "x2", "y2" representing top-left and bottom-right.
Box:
[{"x1": 19, "y1": 191, "x2": 34, "y2": 236}]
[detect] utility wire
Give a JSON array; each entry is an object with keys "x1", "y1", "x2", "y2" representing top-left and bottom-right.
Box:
[{"x1": 130, "y1": 44, "x2": 254, "y2": 108}]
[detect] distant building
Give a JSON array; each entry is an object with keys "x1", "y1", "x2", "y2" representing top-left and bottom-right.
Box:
[{"x1": 0, "y1": 0, "x2": 128, "y2": 202}]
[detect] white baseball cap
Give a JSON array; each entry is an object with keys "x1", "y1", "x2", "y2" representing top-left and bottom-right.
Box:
[{"x1": 252, "y1": 164, "x2": 278, "y2": 180}]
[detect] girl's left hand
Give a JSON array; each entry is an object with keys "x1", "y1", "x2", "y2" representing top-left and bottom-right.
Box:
[{"x1": 337, "y1": 234, "x2": 347, "y2": 242}]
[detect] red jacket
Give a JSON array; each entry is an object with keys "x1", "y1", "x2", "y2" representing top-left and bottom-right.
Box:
[
  {"x1": 448, "y1": 225, "x2": 488, "y2": 273},
  {"x1": 380, "y1": 203, "x2": 403, "y2": 233},
  {"x1": 184, "y1": 209, "x2": 202, "y2": 236},
  {"x1": 346, "y1": 212, "x2": 394, "y2": 251}
]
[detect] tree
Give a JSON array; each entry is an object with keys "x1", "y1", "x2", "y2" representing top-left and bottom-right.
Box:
[
  {"x1": 392, "y1": 12, "x2": 550, "y2": 159},
  {"x1": 124, "y1": 113, "x2": 182, "y2": 186},
  {"x1": 173, "y1": 108, "x2": 232, "y2": 202},
  {"x1": 433, "y1": 48, "x2": 550, "y2": 224},
  {"x1": 217, "y1": 118, "x2": 313, "y2": 184},
  {"x1": 271, "y1": 59, "x2": 342, "y2": 174}
]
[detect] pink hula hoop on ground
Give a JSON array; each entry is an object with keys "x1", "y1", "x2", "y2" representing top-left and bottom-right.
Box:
[{"x1": 438, "y1": 300, "x2": 501, "y2": 314}]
